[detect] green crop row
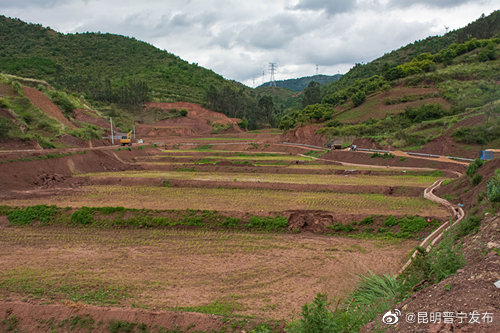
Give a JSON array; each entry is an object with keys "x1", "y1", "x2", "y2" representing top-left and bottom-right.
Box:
[{"x1": 1, "y1": 205, "x2": 289, "y2": 232}]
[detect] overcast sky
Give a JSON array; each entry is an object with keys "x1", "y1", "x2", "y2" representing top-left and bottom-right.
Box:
[{"x1": 1, "y1": 0, "x2": 498, "y2": 87}]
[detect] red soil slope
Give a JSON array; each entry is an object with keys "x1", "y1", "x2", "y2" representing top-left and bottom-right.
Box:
[
  {"x1": 282, "y1": 124, "x2": 326, "y2": 146},
  {"x1": 74, "y1": 108, "x2": 112, "y2": 130},
  {"x1": 137, "y1": 102, "x2": 241, "y2": 138},
  {"x1": 22, "y1": 86, "x2": 75, "y2": 128}
]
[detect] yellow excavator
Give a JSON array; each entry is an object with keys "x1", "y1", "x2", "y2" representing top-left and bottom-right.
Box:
[{"x1": 119, "y1": 130, "x2": 133, "y2": 146}]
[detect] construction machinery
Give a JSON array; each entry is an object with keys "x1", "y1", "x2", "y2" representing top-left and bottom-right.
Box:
[{"x1": 119, "y1": 130, "x2": 133, "y2": 146}]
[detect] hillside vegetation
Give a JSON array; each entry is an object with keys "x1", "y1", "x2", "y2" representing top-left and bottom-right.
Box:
[
  {"x1": 259, "y1": 74, "x2": 342, "y2": 92},
  {"x1": 280, "y1": 11, "x2": 500, "y2": 156},
  {"x1": 0, "y1": 16, "x2": 274, "y2": 129}
]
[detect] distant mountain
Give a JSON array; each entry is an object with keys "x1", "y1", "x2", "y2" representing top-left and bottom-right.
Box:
[{"x1": 258, "y1": 74, "x2": 342, "y2": 92}]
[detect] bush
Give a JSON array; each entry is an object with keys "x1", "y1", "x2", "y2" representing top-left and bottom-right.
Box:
[
  {"x1": 0, "y1": 97, "x2": 12, "y2": 109},
  {"x1": 486, "y1": 170, "x2": 500, "y2": 202},
  {"x1": 471, "y1": 173, "x2": 483, "y2": 186},
  {"x1": 427, "y1": 232, "x2": 465, "y2": 283},
  {"x1": 351, "y1": 91, "x2": 366, "y2": 107},
  {"x1": 287, "y1": 293, "x2": 338, "y2": 333},
  {"x1": 358, "y1": 216, "x2": 374, "y2": 225},
  {"x1": 33, "y1": 134, "x2": 55, "y2": 149},
  {"x1": 70, "y1": 207, "x2": 94, "y2": 225},
  {"x1": 466, "y1": 159, "x2": 484, "y2": 177},
  {"x1": 453, "y1": 215, "x2": 481, "y2": 239}
]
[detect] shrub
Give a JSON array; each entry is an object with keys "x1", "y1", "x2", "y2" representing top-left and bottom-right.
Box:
[
  {"x1": 70, "y1": 207, "x2": 94, "y2": 225},
  {"x1": 466, "y1": 159, "x2": 484, "y2": 177},
  {"x1": 471, "y1": 173, "x2": 483, "y2": 186},
  {"x1": 486, "y1": 170, "x2": 500, "y2": 202},
  {"x1": 427, "y1": 232, "x2": 465, "y2": 283},
  {"x1": 287, "y1": 293, "x2": 337, "y2": 333},
  {"x1": 452, "y1": 215, "x2": 481, "y2": 239},
  {"x1": 352, "y1": 91, "x2": 366, "y2": 107},
  {"x1": 33, "y1": 134, "x2": 55, "y2": 149},
  {"x1": 359, "y1": 216, "x2": 374, "y2": 225},
  {"x1": 222, "y1": 217, "x2": 240, "y2": 227},
  {"x1": 327, "y1": 222, "x2": 355, "y2": 233},
  {"x1": 0, "y1": 97, "x2": 12, "y2": 109}
]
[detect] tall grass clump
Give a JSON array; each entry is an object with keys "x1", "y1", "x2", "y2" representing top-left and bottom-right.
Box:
[{"x1": 288, "y1": 274, "x2": 404, "y2": 333}]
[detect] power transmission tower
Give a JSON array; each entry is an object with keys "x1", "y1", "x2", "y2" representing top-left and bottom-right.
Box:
[
  {"x1": 268, "y1": 63, "x2": 277, "y2": 87},
  {"x1": 316, "y1": 64, "x2": 319, "y2": 75},
  {"x1": 444, "y1": 25, "x2": 449, "y2": 34}
]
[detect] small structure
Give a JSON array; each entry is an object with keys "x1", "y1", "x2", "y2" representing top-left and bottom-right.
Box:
[
  {"x1": 327, "y1": 139, "x2": 342, "y2": 150},
  {"x1": 480, "y1": 149, "x2": 500, "y2": 160}
]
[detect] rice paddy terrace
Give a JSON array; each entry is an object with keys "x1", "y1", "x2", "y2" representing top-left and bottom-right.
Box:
[{"x1": 0, "y1": 142, "x2": 455, "y2": 329}]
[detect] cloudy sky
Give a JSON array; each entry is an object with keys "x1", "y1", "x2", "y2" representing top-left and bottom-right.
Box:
[{"x1": 1, "y1": 0, "x2": 498, "y2": 86}]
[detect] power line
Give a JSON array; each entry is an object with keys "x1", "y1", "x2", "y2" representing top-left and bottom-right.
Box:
[{"x1": 268, "y1": 62, "x2": 277, "y2": 87}]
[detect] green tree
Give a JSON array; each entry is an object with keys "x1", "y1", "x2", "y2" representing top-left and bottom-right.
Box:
[
  {"x1": 258, "y1": 95, "x2": 275, "y2": 126},
  {"x1": 302, "y1": 81, "x2": 321, "y2": 108},
  {"x1": 352, "y1": 90, "x2": 366, "y2": 107}
]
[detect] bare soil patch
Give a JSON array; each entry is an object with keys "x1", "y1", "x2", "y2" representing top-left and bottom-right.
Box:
[
  {"x1": 22, "y1": 86, "x2": 75, "y2": 128},
  {"x1": 0, "y1": 226, "x2": 418, "y2": 321}
]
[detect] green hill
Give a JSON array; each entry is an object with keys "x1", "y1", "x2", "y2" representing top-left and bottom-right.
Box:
[
  {"x1": 258, "y1": 74, "x2": 342, "y2": 92},
  {"x1": 323, "y1": 10, "x2": 500, "y2": 95},
  {"x1": 0, "y1": 16, "x2": 271, "y2": 129},
  {"x1": 280, "y1": 11, "x2": 500, "y2": 157}
]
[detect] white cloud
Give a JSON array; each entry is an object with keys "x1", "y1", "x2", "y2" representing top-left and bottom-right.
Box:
[{"x1": 0, "y1": 0, "x2": 498, "y2": 87}]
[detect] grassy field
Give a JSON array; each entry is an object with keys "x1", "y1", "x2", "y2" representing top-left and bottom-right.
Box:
[
  {"x1": 80, "y1": 170, "x2": 443, "y2": 187},
  {"x1": 0, "y1": 226, "x2": 417, "y2": 320},
  {"x1": 149, "y1": 154, "x2": 315, "y2": 161},
  {"x1": 3, "y1": 185, "x2": 448, "y2": 216}
]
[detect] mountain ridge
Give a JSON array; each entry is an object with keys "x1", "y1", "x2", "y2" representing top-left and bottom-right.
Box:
[{"x1": 258, "y1": 74, "x2": 342, "y2": 92}]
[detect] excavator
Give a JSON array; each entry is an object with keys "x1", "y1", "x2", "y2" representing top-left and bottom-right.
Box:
[{"x1": 119, "y1": 130, "x2": 133, "y2": 146}]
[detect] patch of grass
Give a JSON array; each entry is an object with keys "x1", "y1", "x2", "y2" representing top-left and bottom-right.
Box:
[
  {"x1": 196, "y1": 144, "x2": 212, "y2": 150},
  {"x1": 1, "y1": 309, "x2": 19, "y2": 332},
  {"x1": 173, "y1": 167, "x2": 196, "y2": 172},
  {"x1": 248, "y1": 216, "x2": 288, "y2": 231},
  {"x1": 371, "y1": 152, "x2": 395, "y2": 159},
  {"x1": 8, "y1": 205, "x2": 60, "y2": 225},
  {"x1": 304, "y1": 150, "x2": 327, "y2": 158}
]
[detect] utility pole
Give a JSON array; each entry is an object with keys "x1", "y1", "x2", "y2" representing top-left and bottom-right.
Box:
[
  {"x1": 268, "y1": 62, "x2": 277, "y2": 87},
  {"x1": 110, "y1": 117, "x2": 114, "y2": 145},
  {"x1": 133, "y1": 125, "x2": 136, "y2": 140}
]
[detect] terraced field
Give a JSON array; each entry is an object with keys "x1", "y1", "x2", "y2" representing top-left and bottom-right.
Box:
[{"x1": 0, "y1": 144, "x2": 453, "y2": 325}]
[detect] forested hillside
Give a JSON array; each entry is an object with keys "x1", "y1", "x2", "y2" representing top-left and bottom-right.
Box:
[
  {"x1": 280, "y1": 11, "x2": 500, "y2": 157},
  {"x1": 0, "y1": 16, "x2": 273, "y2": 129},
  {"x1": 259, "y1": 74, "x2": 342, "y2": 92},
  {"x1": 323, "y1": 10, "x2": 500, "y2": 94}
]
